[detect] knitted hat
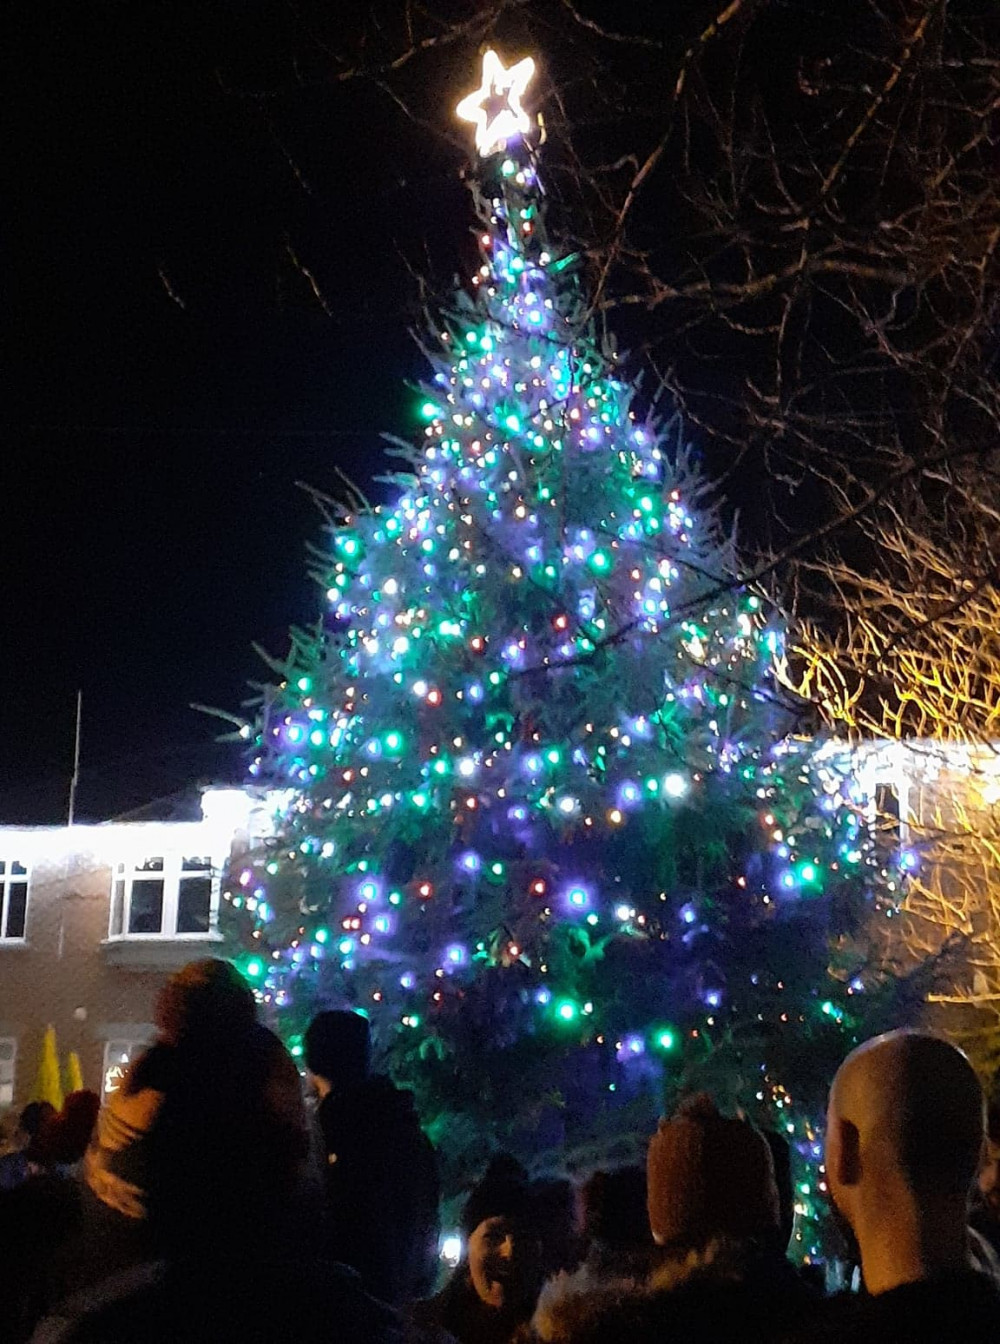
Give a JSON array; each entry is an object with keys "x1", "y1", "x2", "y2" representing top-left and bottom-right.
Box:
[
  {"x1": 646, "y1": 1094, "x2": 779, "y2": 1248},
  {"x1": 461, "y1": 1153, "x2": 533, "y2": 1236}
]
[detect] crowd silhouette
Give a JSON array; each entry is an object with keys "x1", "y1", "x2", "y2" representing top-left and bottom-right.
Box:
[{"x1": 1, "y1": 957, "x2": 998, "y2": 1342}]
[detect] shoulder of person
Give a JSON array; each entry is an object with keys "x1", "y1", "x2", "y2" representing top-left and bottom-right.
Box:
[
  {"x1": 532, "y1": 1264, "x2": 648, "y2": 1344},
  {"x1": 126, "y1": 1041, "x2": 174, "y2": 1093},
  {"x1": 29, "y1": 1261, "x2": 167, "y2": 1344}
]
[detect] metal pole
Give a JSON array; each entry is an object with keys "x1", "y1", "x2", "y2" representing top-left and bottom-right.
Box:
[{"x1": 68, "y1": 689, "x2": 82, "y2": 826}]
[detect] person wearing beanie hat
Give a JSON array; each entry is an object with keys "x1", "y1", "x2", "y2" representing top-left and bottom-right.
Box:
[
  {"x1": 646, "y1": 1093, "x2": 779, "y2": 1249},
  {"x1": 412, "y1": 1155, "x2": 545, "y2": 1344},
  {"x1": 304, "y1": 1009, "x2": 440, "y2": 1307},
  {"x1": 459, "y1": 1152, "x2": 533, "y2": 1239},
  {"x1": 531, "y1": 1098, "x2": 818, "y2": 1344}
]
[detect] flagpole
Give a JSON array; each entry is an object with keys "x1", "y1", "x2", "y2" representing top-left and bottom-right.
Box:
[{"x1": 68, "y1": 690, "x2": 82, "y2": 826}]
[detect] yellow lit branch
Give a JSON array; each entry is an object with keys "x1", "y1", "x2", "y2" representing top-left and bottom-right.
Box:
[{"x1": 778, "y1": 508, "x2": 1000, "y2": 1065}]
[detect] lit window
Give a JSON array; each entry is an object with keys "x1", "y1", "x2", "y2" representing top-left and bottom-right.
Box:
[
  {"x1": 109, "y1": 854, "x2": 217, "y2": 938},
  {"x1": 0, "y1": 861, "x2": 28, "y2": 940},
  {"x1": 0, "y1": 1039, "x2": 15, "y2": 1107},
  {"x1": 102, "y1": 1037, "x2": 151, "y2": 1097}
]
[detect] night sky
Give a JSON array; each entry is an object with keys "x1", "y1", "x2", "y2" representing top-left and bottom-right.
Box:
[
  {"x1": 4, "y1": 4, "x2": 491, "y2": 822},
  {"x1": 5, "y1": 1, "x2": 938, "y2": 823}
]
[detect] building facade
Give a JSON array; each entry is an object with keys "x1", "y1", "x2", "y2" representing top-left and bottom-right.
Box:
[
  {"x1": 2, "y1": 744, "x2": 996, "y2": 1114},
  {"x1": 0, "y1": 788, "x2": 276, "y2": 1113}
]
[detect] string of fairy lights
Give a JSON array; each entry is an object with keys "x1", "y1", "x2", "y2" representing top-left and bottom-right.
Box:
[{"x1": 228, "y1": 51, "x2": 911, "y2": 1266}]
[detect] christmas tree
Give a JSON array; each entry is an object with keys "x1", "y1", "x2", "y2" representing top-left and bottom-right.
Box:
[{"x1": 230, "y1": 52, "x2": 915, "y2": 1263}]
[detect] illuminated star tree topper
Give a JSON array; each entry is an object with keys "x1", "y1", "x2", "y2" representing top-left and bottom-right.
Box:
[{"x1": 456, "y1": 48, "x2": 537, "y2": 158}]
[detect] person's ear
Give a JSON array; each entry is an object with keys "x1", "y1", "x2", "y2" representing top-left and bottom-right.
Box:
[{"x1": 832, "y1": 1117, "x2": 861, "y2": 1188}]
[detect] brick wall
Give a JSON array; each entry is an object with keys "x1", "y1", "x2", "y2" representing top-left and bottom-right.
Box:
[
  {"x1": 0, "y1": 839, "x2": 160, "y2": 1108},
  {"x1": 0, "y1": 789, "x2": 271, "y2": 1114}
]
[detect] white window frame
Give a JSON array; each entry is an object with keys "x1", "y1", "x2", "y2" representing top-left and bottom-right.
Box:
[
  {"x1": 102, "y1": 1036, "x2": 152, "y2": 1098},
  {"x1": 0, "y1": 1038, "x2": 16, "y2": 1107},
  {"x1": 108, "y1": 852, "x2": 220, "y2": 940},
  {"x1": 0, "y1": 859, "x2": 29, "y2": 941}
]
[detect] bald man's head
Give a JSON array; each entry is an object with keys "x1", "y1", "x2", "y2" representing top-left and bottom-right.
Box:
[{"x1": 827, "y1": 1032, "x2": 985, "y2": 1223}]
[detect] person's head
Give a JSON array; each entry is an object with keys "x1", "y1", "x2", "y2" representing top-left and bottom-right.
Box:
[
  {"x1": 532, "y1": 1176, "x2": 579, "y2": 1275},
  {"x1": 30, "y1": 1090, "x2": 100, "y2": 1167},
  {"x1": 581, "y1": 1165, "x2": 651, "y2": 1252},
  {"x1": 461, "y1": 1155, "x2": 542, "y2": 1313},
  {"x1": 304, "y1": 1010, "x2": 372, "y2": 1094},
  {"x1": 977, "y1": 1101, "x2": 1000, "y2": 1217},
  {"x1": 15, "y1": 1100, "x2": 55, "y2": 1148},
  {"x1": 762, "y1": 1130, "x2": 795, "y2": 1254},
  {"x1": 155, "y1": 958, "x2": 257, "y2": 1048},
  {"x1": 646, "y1": 1094, "x2": 779, "y2": 1255},
  {"x1": 826, "y1": 1031, "x2": 984, "y2": 1250}
]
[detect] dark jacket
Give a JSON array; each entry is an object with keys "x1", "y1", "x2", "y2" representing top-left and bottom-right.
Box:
[
  {"x1": 0, "y1": 1173, "x2": 84, "y2": 1343},
  {"x1": 804, "y1": 1270, "x2": 1000, "y2": 1344},
  {"x1": 316, "y1": 1074, "x2": 440, "y2": 1306},
  {"x1": 970, "y1": 1203, "x2": 1000, "y2": 1263},
  {"x1": 413, "y1": 1271, "x2": 535, "y2": 1344},
  {"x1": 34, "y1": 1024, "x2": 310, "y2": 1329},
  {"x1": 30, "y1": 1255, "x2": 449, "y2": 1344},
  {"x1": 0, "y1": 1150, "x2": 34, "y2": 1191},
  {"x1": 529, "y1": 1241, "x2": 819, "y2": 1344}
]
